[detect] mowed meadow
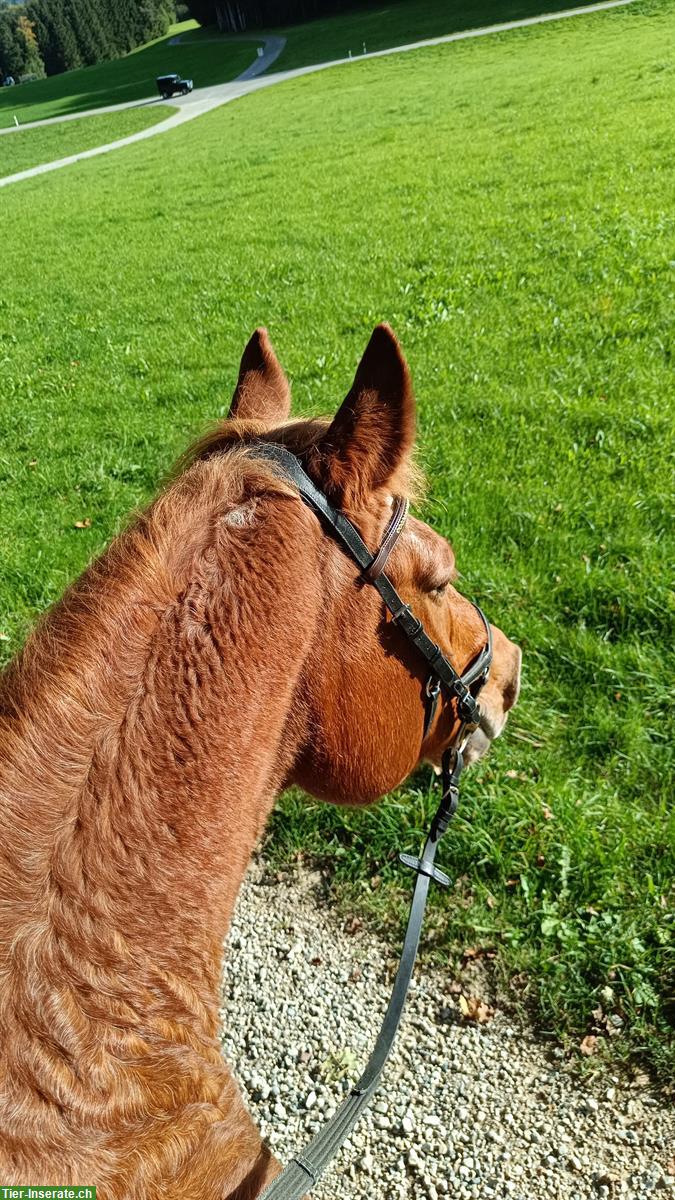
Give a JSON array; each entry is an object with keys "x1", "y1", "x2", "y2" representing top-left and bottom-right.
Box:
[
  {"x1": 0, "y1": 105, "x2": 174, "y2": 176},
  {"x1": 0, "y1": 1, "x2": 672, "y2": 1078},
  {"x1": 0, "y1": 0, "x2": 607, "y2": 127}
]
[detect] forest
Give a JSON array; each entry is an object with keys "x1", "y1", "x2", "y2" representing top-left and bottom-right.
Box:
[
  {"x1": 0, "y1": 0, "x2": 176, "y2": 80},
  {"x1": 0, "y1": 0, "x2": 375, "y2": 78},
  {"x1": 185, "y1": 0, "x2": 367, "y2": 34}
]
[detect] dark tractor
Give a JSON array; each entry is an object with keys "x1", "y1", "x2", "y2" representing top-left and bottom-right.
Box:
[{"x1": 156, "y1": 74, "x2": 193, "y2": 99}]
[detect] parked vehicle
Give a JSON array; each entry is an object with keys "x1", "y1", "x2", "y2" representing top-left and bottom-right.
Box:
[{"x1": 156, "y1": 74, "x2": 193, "y2": 99}]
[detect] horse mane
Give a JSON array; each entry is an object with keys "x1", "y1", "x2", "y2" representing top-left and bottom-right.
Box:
[{"x1": 182, "y1": 412, "x2": 426, "y2": 504}]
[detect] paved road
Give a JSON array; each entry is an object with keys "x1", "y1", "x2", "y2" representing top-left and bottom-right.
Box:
[{"x1": 0, "y1": 1, "x2": 636, "y2": 190}]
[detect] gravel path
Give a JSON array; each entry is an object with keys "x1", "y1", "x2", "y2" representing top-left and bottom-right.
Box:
[{"x1": 221, "y1": 861, "x2": 674, "y2": 1200}]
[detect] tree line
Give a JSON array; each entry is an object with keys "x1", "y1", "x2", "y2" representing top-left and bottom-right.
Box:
[
  {"x1": 185, "y1": 0, "x2": 367, "y2": 33},
  {"x1": 0, "y1": 0, "x2": 176, "y2": 82}
]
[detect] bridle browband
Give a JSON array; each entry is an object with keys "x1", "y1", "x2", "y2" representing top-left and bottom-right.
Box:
[{"x1": 247, "y1": 441, "x2": 494, "y2": 1200}]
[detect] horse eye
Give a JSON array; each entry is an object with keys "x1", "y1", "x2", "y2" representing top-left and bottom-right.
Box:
[{"x1": 431, "y1": 579, "x2": 451, "y2": 597}]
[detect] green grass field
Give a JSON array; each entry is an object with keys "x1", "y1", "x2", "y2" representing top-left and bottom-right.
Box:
[
  {"x1": 270, "y1": 0, "x2": 609, "y2": 70},
  {"x1": 0, "y1": 0, "x2": 609, "y2": 129},
  {"x1": 0, "y1": 0, "x2": 672, "y2": 1079},
  {"x1": 0, "y1": 21, "x2": 253, "y2": 127},
  {"x1": 0, "y1": 106, "x2": 174, "y2": 176}
]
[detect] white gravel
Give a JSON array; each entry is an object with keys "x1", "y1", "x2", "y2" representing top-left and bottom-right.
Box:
[{"x1": 220, "y1": 860, "x2": 674, "y2": 1200}]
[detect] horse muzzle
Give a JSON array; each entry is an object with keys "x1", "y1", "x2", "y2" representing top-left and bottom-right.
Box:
[{"x1": 464, "y1": 640, "x2": 522, "y2": 766}]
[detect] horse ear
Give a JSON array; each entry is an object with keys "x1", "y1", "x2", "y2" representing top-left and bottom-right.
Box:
[
  {"x1": 313, "y1": 324, "x2": 416, "y2": 507},
  {"x1": 228, "y1": 328, "x2": 291, "y2": 423}
]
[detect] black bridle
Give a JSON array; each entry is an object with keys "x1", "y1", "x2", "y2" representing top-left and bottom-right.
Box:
[{"x1": 249, "y1": 442, "x2": 494, "y2": 1200}]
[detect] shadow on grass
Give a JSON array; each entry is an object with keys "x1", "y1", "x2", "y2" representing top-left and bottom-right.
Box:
[
  {"x1": 268, "y1": 0, "x2": 625, "y2": 72},
  {"x1": 0, "y1": 24, "x2": 255, "y2": 127}
]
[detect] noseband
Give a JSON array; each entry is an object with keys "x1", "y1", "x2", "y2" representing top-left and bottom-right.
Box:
[{"x1": 250, "y1": 441, "x2": 494, "y2": 1200}]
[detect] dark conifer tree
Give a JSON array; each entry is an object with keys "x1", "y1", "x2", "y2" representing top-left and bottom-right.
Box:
[
  {"x1": 108, "y1": 0, "x2": 142, "y2": 55},
  {"x1": 185, "y1": 0, "x2": 363, "y2": 32},
  {"x1": 77, "y1": 0, "x2": 115, "y2": 61},
  {"x1": 185, "y1": 0, "x2": 214, "y2": 26},
  {"x1": 134, "y1": 0, "x2": 173, "y2": 44},
  {"x1": 0, "y1": 9, "x2": 26, "y2": 81},
  {"x1": 26, "y1": 0, "x2": 81, "y2": 73},
  {"x1": 16, "y1": 11, "x2": 45, "y2": 76},
  {"x1": 65, "y1": 0, "x2": 100, "y2": 65}
]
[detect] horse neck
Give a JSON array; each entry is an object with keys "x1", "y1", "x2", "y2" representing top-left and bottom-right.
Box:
[{"x1": 0, "y1": 459, "x2": 320, "y2": 1014}]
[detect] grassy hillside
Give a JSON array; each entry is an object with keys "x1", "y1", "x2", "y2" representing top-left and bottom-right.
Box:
[
  {"x1": 0, "y1": 106, "x2": 173, "y2": 176},
  {"x1": 270, "y1": 0, "x2": 615, "y2": 70},
  {"x1": 0, "y1": 1, "x2": 614, "y2": 128},
  {"x1": 0, "y1": 21, "x2": 253, "y2": 127},
  {"x1": 0, "y1": 0, "x2": 672, "y2": 1077}
]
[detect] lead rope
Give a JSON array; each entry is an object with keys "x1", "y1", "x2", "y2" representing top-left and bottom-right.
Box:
[{"x1": 258, "y1": 740, "x2": 467, "y2": 1200}]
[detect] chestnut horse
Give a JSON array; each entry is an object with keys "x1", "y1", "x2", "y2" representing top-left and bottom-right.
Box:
[{"x1": 0, "y1": 325, "x2": 520, "y2": 1198}]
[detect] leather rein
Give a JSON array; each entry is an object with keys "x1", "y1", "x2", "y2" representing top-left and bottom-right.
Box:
[{"x1": 249, "y1": 442, "x2": 493, "y2": 1200}]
